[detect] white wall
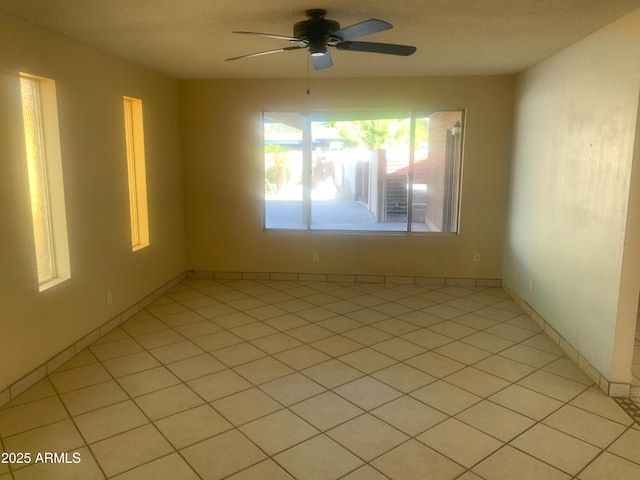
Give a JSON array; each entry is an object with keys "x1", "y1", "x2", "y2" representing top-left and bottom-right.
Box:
[{"x1": 503, "y1": 10, "x2": 640, "y2": 382}]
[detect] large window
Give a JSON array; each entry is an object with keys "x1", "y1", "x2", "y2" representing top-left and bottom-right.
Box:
[
  {"x1": 123, "y1": 96, "x2": 149, "y2": 251},
  {"x1": 264, "y1": 111, "x2": 464, "y2": 232},
  {"x1": 20, "y1": 73, "x2": 70, "y2": 290}
]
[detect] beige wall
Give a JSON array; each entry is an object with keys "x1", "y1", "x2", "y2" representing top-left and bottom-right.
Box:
[
  {"x1": 503, "y1": 10, "x2": 640, "y2": 382},
  {"x1": 0, "y1": 15, "x2": 186, "y2": 391},
  {"x1": 180, "y1": 76, "x2": 515, "y2": 278}
]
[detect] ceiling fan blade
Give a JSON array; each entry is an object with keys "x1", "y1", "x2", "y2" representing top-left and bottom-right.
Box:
[
  {"x1": 226, "y1": 45, "x2": 306, "y2": 61},
  {"x1": 332, "y1": 19, "x2": 392, "y2": 41},
  {"x1": 335, "y1": 41, "x2": 416, "y2": 56},
  {"x1": 233, "y1": 31, "x2": 302, "y2": 42},
  {"x1": 311, "y1": 50, "x2": 333, "y2": 70}
]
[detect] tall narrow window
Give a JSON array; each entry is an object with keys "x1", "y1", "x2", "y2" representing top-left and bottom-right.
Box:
[
  {"x1": 20, "y1": 73, "x2": 70, "y2": 290},
  {"x1": 123, "y1": 97, "x2": 149, "y2": 250}
]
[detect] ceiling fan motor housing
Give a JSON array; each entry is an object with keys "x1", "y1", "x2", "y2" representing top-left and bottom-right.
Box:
[{"x1": 294, "y1": 9, "x2": 340, "y2": 55}]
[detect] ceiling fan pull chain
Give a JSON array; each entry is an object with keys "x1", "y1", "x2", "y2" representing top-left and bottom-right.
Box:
[{"x1": 306, "y1": 53, "x2": 310, "y2": 95}]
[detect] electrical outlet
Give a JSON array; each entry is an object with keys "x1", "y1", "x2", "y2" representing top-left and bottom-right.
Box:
[
  {"x1": 106, "y1": 292, "x2": 113, "y2": 307},
  {"x1": 473, "y1": 251, "x2": 481, "y2": 263},
  {"x1": 312, "y1": 252, "x2": 320, "y2": 263}
]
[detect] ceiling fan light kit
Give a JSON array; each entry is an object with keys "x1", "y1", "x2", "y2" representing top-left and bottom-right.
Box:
[{"x1": 226, "y1": 8, "x2": 417, "y2": 70}]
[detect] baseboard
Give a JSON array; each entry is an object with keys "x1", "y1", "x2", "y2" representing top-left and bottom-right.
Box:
[
  {"x1": 187, "y1": 269, "x2": 503, "y2": 288},
  {"x1": 503, "y1": 284, "x2": 631, "y2": 398},
  {"x1": 0, "y1": 272, "x2": 187, "y2": 409}
]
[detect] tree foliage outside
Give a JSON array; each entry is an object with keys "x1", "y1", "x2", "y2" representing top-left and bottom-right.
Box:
[{"x1": 325, "y1": 117, "x2": 429, "y2": 151}]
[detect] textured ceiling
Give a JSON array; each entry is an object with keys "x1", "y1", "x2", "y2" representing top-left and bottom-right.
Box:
[{"x1": 1, "y1": 0, "x2": 639, "y2": 78}]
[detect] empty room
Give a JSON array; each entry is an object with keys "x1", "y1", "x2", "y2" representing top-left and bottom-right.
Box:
[{"x1": 0, "y1": 1, "x2": 640, "y2": 479}]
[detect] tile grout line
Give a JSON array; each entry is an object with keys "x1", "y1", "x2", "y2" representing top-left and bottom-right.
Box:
[
  {"x1": 0, "y1": 272, "x2": 187, "y2": 410},
  {"x1": 564, "y1": 419, "x2": 639, "y2": 480},
  {"x1": 0, "y1": 435, "x2": 16, "y2": 480},
  {"x1": 186, "y1": 280, "x2": 595, "y2": 479},
  {"x1": 503, "y1": 283, "x2": 634, "y2": 398},
  {"x1": 612, "y1": 397, "x2": 640, "y2": 426},
  {"x1": 2, "y1": 282, "x2": 214, "y2": 478},
  {"x1": 97, "y1": 294, "x2": 233, "y2": 479},
  {"x1": 3, "y1": 278, "x2": 639, "y2": 479},
  {"x1": 165, "y1": 280, "x2": 495, "y2": 477},
  {"x1": 78, "y1": 315, "x2": 202, "y2": 480},
  {"x1": 104, "y1": 279, "x2": 374, "y2": 478}
]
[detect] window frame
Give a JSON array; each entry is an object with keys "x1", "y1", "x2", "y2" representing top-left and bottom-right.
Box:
[
  {"x1": 123, "y1": 96, "x2": 150, "y2": 251},
  {"x1": 19, "y1": 72, "x2": 71, "y2": 291},
  {"x1": 262, "y1": 109, "x2": 465, "y2": 234}
]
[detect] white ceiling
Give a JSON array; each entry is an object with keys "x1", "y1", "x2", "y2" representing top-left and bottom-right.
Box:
[{"x1": 1, "y1": 0, "x2": 639, "y2": 79}]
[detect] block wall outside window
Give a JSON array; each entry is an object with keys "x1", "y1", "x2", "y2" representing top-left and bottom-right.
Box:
[
  {"x1": 20, "y1": 73, "x2": 70, "y2": 291},
  {"x1": 123, "y1": 96, "x2": 149, "y2": 251}
]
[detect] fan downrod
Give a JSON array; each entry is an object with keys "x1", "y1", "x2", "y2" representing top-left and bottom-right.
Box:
[{"x1": 305, "y1": 8, "x2": 327, "y2": 20}]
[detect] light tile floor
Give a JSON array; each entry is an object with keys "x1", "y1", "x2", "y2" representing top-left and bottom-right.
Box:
[{"x1": 1, "y1": 278, "x2": 639, "y2": 480}]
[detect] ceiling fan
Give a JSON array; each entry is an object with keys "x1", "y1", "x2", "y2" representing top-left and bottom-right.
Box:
[{"x1": 225, "y1": 8, "x2": 417, "y2": 69}]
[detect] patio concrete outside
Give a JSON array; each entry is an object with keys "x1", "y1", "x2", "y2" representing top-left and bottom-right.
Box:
[{"x1": 265, "y1": 200, "x2": 429, "y2": 232}]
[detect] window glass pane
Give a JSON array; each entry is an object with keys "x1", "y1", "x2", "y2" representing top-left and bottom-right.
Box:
[
  {"x1": 20, "y1": 73, "x2": 70, "y2": 290},
  {"x1": 263, "y1": 110, "x2": 463, "y2": 233},
  {"x1": 310, "y1": 115, "x2": 411, "y2": 231},
  {"x1": 410, "y1": 115, "x2": 430, "y2": 232},
  {"x1": 123, "y1": 96, "x2": 149, "y2": 250},
  {"x1": 418, "y1": 111, "x2": 463, "y2": 232},
  {"x1": 264, "y1": 113, "x2": 305, "y2": 229},
  {"x1": 21, "y1": 76, "x2": 55, "y2": 284}
]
